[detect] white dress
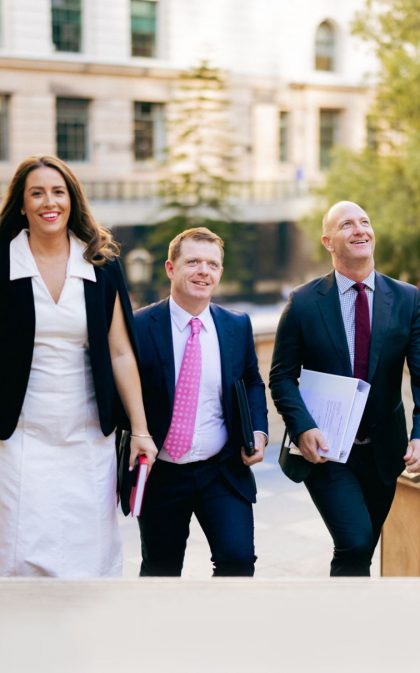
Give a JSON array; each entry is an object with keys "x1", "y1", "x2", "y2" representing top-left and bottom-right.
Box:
[{"x1": 0, "y1": 230, "x2": 122, "y2": 577}]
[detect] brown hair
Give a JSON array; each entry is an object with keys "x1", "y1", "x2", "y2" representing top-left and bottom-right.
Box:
[
  {"x1": 0, "y1": 154, "x2": 119, "y2": 265},
  {"x1": 168, "y1": 227, "x2": 224, "y2": 263}
]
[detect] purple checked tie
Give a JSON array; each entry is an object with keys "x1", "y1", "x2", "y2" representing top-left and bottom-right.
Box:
[
  {"x1": 163, "y1": 318, "x2": 202, "y2": 460},
  {"x1": 353, "y1": 283, "x2": 371, "y2": 382}
]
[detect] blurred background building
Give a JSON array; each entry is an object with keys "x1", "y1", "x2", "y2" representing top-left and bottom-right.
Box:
[{"x1": 0, "y1": 0, "x2": 376, "y2": 303}]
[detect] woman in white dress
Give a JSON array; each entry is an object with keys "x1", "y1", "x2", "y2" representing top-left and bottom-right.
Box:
[{"x1": 0, "y1": 155, "x2": 158, "y2": 578}]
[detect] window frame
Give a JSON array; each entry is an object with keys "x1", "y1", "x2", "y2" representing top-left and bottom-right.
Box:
[
  {"x1": 56, "y1": 97, "x2": 90, "y2": 162},
  {"x1": 314, "y1": 20, "x2": 335, "y2": 72},
  {"x1": 319, "y1": 108, "x2": 341, "y2": 170},
  {"x1": 278, "y1": 110, "x2": 290, "y2": 164},
  {"x1": 133, "y1": 100, "x2": 165, "y2": 162},
  {"x1": 130, "y1": 0, "x2": 158, "y2": 58},
  {"x1": 0, "y1": 94, "x2": 9, "y2": 161},
  {"x1": 51, "y1": 0, "x2": 83, "y2": 53}
]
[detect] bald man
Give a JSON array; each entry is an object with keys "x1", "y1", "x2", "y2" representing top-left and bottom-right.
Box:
[{"x1": 270, "y1": 201, "x2": 420, "y2": 576}]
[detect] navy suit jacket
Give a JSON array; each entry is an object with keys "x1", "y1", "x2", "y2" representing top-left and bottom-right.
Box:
[
  {"x1": 269, "y1": 271, "x2": 420, "y2": 485},
  {"x1": 133, "y1": 298, "x2": 268, "y2": 503}
]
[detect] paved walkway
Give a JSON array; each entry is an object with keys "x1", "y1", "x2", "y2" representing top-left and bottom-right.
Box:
[
  {"x1": 119, "y1": 441, "x2": 381, "y2": 579},
  {"x1": 119, "y1": 368, "x2": 413, "y2": 578}
]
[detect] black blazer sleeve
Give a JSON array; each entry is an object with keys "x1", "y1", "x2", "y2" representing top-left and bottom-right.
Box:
[
  {"x1": 407, "y1": 287, "x2": 420, "y2": 440},
  {"x1": 269, "y1": 289, "x2": 317, "y2": 441},
  {"x1": 241, "y1": 313, "x2": 269, "y2": 436}
]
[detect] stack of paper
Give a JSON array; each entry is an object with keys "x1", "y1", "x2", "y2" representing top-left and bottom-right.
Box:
[{"x1": 290, "y1": 368, "x2": 371, "y2": 463}]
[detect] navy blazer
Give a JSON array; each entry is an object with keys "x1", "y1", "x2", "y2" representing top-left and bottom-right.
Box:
[
  {"x1": 270, "y1": 271, "x2": 420, "y2": 484},
  {"x1": 0, "y1": 242, "x2": 137, "y2": 439},
  {"x1": 133, "y1": 298, "x2": 268, "y2": 502}
]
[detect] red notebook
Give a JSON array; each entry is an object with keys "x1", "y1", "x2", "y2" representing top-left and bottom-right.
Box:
[{"x1": 129, "y1": 456, "x2": 148, "y2": 517}]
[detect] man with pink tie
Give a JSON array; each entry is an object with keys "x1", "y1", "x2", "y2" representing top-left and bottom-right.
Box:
[{"x1": 133, "y1": 227, "x2": 268, "y2": 576}]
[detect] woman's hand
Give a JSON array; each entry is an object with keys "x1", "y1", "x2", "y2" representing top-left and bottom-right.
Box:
[{"x1": 129, "y1": 435, "x2": 158, "y2": 476}]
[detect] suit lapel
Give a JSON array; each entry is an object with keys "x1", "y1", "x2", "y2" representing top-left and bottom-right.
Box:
[
  {"x1": 149, "y1": 299, "x2": 176, "y2": 405},
  {"x1": 211, "y1": 304, "x2": 234, "y2": 432},
  {"x1": 368, "y1": 272, "x2": 393, "y2": 381},
  {"x1": 316, "y1": 272, "x2": 353, "y2": 375}
]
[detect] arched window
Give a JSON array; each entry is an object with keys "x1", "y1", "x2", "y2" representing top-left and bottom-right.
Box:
[{"x1": 315, "y1": 21, "x2": 335, "y2": 72}]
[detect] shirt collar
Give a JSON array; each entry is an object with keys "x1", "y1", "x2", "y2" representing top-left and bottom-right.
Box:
[
  {"x1": 335, "y1": 269, "x2": 375, "y2": 295},
  {"x1": 9, "y1": 229, "x2": 39, "y2": 280},
  {"x1": 9, "y1": 229, "x2": 96, "y2": 282},
  {"x1": 67, "y1": 231, "x2": 96, "y2": 281},
  {"x1": 169, "y1": 296, "x2": 212, "y2": 333}
]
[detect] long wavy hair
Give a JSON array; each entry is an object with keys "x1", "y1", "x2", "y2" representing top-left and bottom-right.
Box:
[{"x1": 0, "y1": 154, "x2": 119, "y2": 265}]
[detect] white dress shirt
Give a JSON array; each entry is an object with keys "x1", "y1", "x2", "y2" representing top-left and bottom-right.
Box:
[{"x1": 158, "y1": 297, "x2": 229, "y2": 463}]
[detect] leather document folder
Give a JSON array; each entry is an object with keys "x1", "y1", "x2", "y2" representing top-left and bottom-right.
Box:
[
  {"x1": 234, "y1": 379, "x2": 255, "y2": 456},
  {"x1": 118, "y1": 429, "x2": 148, "y2": 516}
]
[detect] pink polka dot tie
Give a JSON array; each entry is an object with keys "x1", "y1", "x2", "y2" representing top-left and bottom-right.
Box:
[{"x1": 163, "y1": 318, "x2": 202, "y2": 460}]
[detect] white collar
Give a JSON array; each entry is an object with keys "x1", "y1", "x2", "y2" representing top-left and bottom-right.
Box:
[
  {"x1": 169, "y1": 296, "x2": 212, "y2": 333},
  {"x1": 67, "y1": 231, "x2": 96, "y2": 281},
  {"x1": 9, "y1": 230, "x2": 39, "y2": 280},
  {"x1": 9, "y1": 229, "x2": 96, "y2": 282}
]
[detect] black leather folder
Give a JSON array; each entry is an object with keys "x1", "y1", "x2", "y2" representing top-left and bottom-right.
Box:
[
  {"x1": 234, "y1": 379, "x2": 255, "y2": 456},
  {"x1": 117, "y1": 429, "x2": 136, "y2": 516}
]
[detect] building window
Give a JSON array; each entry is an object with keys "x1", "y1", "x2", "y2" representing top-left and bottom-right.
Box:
[
  {"x1": 279, "y1": 111, "x2": 289, "y2": 163},
  {"x1": 52, "y1": 0, "x2": 82, "y2": 53},
  {"x1": 56, "y1": 98, "x2": 89, "y2": 161},
  {"x1": 134, "y1": 102, "x2": 165, "y2": 161},
  {"x1": 315, "y1": 21, "x2": 335, "y2": 72},
  {"x1": 0, "y1": 95, "x2": 9, "y2": 160},
  {"x1": 131, "y1": 0, "x2": 157, "y2": 57},
  {"x1": 319, "y1": 109, "x2": 341, "y2": 170}
]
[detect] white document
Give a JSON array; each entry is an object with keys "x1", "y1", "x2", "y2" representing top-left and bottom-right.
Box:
[{"x1": 289, "y1": 368, "x2": 371, "y2": 463}]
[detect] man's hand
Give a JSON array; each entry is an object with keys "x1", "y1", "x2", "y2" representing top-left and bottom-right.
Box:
[
  {"x1": 241, "y1": 431, "x2": 266, "y2": 466},
  {"x1": 403, "y1": 438, "x2": 420, "y2": 473},
  {"x1": 297, "y1": 428, "x2": 329, "y2": 464}
]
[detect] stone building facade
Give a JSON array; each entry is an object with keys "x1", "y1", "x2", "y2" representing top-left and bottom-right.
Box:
[{"x1": 0, "y1": 0, "x2": 375, "y2": 301}]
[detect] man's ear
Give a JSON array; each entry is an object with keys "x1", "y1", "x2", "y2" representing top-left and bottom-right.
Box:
[
  {"x1": 321, "y1": 234, "x2": 333, "y2": 252},
  {"x1": 165, "y1": 259, "x2": 174, "y2": 280}
]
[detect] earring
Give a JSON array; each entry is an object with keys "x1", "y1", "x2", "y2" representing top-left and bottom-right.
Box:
[{"x1": 21, "y1": 209, "x2": 25, "y2": 216}]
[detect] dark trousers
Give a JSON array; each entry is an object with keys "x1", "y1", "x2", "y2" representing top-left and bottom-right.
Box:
[
  {"x1": 138, "y1": 456, "x2": 256, "y2": 577},
  {"x1": 304, "y1": 444, "x2": 396, "y2": 577}
]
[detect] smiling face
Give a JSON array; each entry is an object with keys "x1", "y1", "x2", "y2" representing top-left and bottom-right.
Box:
[
  {"x1": 321, "y1": 201, "x2": 375, "y2": 277},
  {"x1": 22, "y1": 166, "x2": 71, "y2": 241},
  {"x1": 165, "y1": 239, "x2": 223, "y2": 314}
]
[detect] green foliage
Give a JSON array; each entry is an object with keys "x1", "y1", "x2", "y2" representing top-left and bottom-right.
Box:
[
  {"x1": 146, "y1": 61, "x2": 256, "y2": 297},
  {"x1": 352, "y1": 0, "x2": 420, "y2": 133},
  {"x1": 302, "y1": 145, "x2": 420, "y2": 282},
  {"x1": 161, "y1": 60, "x2": 236, "y2": 219},
  {"x1": 301, "y1": 0, "x2": 420, "y2": 284}
]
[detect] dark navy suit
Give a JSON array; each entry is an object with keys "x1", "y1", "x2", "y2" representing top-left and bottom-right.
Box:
[
  {"x1": 133, "y1": 298, "x2": 268, "y2": 576},
  {"x1": 270, "y1": 271, "x2": 420, "y2": 576}
]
